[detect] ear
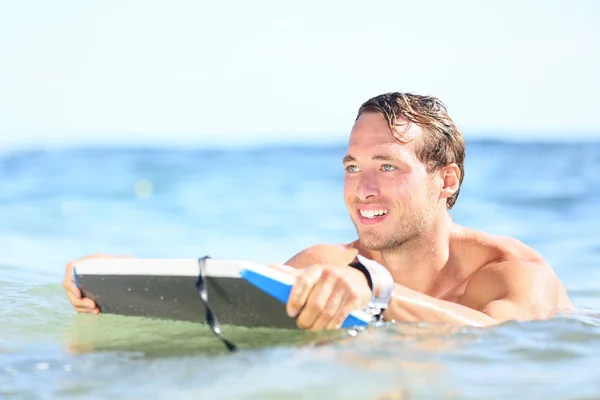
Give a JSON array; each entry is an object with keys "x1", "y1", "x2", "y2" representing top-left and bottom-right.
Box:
[{"x1": 438, "y1": 163, "x2": 460, "y2": 201}]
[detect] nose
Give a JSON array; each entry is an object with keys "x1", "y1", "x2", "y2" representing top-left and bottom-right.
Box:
[{"x1": 355, "y1": 170, "x2": 380, "y2": 201}]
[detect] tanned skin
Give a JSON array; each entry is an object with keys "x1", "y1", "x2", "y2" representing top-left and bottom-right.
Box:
[
  {"x1": 269, "y1": 112, "x2": 573, "y2": 330},
  {"x1": 62, "y1": 112, "x2": 573, "y2": 330}
]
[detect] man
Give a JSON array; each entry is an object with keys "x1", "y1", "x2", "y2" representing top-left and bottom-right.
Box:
[{"x1": 63, "y1": 92, "x2": 574, "y2": 329}]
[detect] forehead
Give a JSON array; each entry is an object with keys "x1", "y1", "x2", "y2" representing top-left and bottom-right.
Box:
[{"x1": 346, "y1": 112, "x2": 422, "y2": 159}]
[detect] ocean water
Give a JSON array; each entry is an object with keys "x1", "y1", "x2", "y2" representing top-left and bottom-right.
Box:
[{"x1": 2, "y1": 140, "x2": 600, "y2": 399}]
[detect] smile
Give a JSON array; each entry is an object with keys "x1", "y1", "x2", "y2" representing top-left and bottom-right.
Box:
[
  {"x1": 356, "y1": 207, "x2": 389, "y2": 225},
  {"x1": 359, "y1": 209, "x2": 388, "y2": 219}
]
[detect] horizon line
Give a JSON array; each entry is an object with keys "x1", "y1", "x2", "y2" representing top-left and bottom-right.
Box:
[{"x1": 2, "y1": 135, "x2": 600, "y2": 156}]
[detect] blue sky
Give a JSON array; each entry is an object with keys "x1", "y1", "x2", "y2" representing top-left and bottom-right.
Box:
[{"x1": 1, "y1": 0, "x2": 599, "y2": 150}]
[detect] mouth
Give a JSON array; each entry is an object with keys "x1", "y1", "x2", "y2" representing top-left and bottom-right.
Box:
[{"x1": 356, "y1": 207, "x2": 389, "y2": 225}]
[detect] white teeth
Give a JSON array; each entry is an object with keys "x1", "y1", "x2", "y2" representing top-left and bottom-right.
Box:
[
  {"x1": 359, "y1": 209, "x2": 388, "y2": 219},
  {"x1": 362, "y1": 210, "x2": 374, "y2": 218}
]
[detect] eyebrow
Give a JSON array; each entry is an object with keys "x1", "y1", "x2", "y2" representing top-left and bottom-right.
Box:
[{"x1": 342, "y1": 154, "x2": 396, "y2": 163}]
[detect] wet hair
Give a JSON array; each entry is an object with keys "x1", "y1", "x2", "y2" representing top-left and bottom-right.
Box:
[{"x1": 356, "y1": 92, "x2": 465, "y2": 209}]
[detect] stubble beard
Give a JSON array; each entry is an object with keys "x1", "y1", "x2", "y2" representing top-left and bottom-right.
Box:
[{"x1": 354, "y1": 200, "x2": 437, "y2": 253}]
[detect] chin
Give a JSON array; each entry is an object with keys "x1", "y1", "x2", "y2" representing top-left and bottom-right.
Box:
[{"x1": 357, "y1": 231, "x2": 401, "y2": 252}]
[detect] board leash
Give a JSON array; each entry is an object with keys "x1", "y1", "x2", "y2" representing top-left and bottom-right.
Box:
[{"x1": 196, "y1": 256, "x2": 238, "y2": 352}]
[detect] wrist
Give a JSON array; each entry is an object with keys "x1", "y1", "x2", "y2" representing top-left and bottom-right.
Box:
[{"x1": 348, "y1": 255, "x2": 394, "y2": 320}]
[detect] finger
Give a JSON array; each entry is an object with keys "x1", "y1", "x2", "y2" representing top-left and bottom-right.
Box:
[
  {"x1": 313, "y1": 281, "x2": 348, "y2": 331},
  {"x1": 63, "y1": 260, "x2": 84, "y2": 298},
  {"x1": 296, "y1": 269, "x2": 338, "y2": 330},
  {"x1": 329, "y1": 291, "x2": 362, "y2": 330},
  {"x1": 66, "y1": 290, "x2": 96, "y2": 310},
  {"x1": 74, "y1": 306, "x2": 100, "y2": 315},
  {"x1": 287, "y1": 266, "x2": 323, "y2": 318},
  {"x1": 64, "y1": 288, "x2": 82, "y2": 306},
  {"x1": 63, "y1": 275, "x2": 81, "y2": 299},
  {"x1": 66, "y1": 291, "x2": 93, "y2": 309}
]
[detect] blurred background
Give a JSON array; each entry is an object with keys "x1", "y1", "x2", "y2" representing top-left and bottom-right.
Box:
[
  {"x1": 2, "y1": 1, "x2": 599, "y2": 149},
  {"x1": 2, "y1": 2, "x2": 600, "y2": 398},
  {"x1": 2, "y1": 0, "x2": 599, "y2": 279},
  {"x1": 2, "y1": 0, "x2": 600, "y2": 302},
  {"x1": 2, "y1": 0, "x2": 600, "y2": 305}
]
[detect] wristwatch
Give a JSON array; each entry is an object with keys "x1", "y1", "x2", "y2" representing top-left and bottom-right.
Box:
[{"x1": 348, "y1": 254, "x2": 394, "y2": 320}]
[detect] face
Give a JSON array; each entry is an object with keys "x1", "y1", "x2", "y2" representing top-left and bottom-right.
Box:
[{"x1": 343, "y1": 112, "x2": 440, "y2": 252}]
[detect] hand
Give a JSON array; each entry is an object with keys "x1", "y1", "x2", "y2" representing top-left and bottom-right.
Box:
[
  {"x1": 62, "y1": 254, "x2": 130, "y2": 314},
  {"x1": 270, "y1": 263, "x2": 372, "y2": 331}
]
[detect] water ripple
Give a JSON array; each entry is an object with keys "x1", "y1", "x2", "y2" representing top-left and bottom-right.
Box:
[{"x1": 2, "y1": 144, "x2": 600, "y2": 399}]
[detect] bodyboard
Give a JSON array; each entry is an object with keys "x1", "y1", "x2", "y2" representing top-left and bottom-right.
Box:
[{"x1": 74, "y1": 257, "x2": 372, "y2": 330}]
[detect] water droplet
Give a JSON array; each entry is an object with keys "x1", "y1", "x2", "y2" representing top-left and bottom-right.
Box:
[
  {"x1": 144, "y1": 287, "x2": 149, "y2": 292},
  {"x1": 159, "y1": 296, "x2": 165, "y2": 301},
  {"x1": 127, "y1": 287, "x2": 131, "y2": 292},
  {"x1": 64, "y1": 364, "x2": 72, "y2": 372}
]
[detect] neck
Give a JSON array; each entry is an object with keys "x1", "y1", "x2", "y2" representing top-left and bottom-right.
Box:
[{"x1": 379, "y1": 212, "x2": 454, "y2": 295}]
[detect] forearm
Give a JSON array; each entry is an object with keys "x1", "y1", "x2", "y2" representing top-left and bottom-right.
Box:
[{"x1": 383, "y1": 284, "x2": 498, "y2": 327}]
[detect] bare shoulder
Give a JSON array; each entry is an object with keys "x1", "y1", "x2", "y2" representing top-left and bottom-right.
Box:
[
  {"x1": 284, "y1": 242, "x2": 359, "y2": 269},
  {"x1": 457, "y1": 227, "x2": 574, "y2": 318},
  {"x1": 453, "y1": 224, "x2": 547, "y2": 266}
]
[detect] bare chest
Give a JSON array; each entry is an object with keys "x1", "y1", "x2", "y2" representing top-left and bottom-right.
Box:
[{"x1": 432, "y1": 277, "x2": 471, "y2": 304}]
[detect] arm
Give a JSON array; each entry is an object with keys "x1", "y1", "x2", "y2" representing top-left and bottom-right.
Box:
[
  {"x1": 285, "y1": 243, "x2": 358, "y2": 269},
  {"x1": 383, "y1": 284, "x2": 497, "y2": 327},
  {"x1": 280, "y1": 246, "x2": 564, "y2": 330},
  {"x1": 383, "y1": 261, "x2": 562, "y2": 327}
]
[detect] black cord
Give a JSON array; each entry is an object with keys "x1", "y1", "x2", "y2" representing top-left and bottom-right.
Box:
[
  {"x1": 348, "y1": 261, "x2": 373, "y2": 291},
  {"x1": 196, "y1": 256, "x2": 238, "y2": 352}
]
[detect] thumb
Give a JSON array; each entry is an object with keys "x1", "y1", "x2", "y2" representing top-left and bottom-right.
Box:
[{"x1": 267, "y1": 262, "x2": 302, "y2": 277}]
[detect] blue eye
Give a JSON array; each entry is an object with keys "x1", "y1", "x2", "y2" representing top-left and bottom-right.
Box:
[
  {"x1": 381, "y1": 164, "x2": 395, "y2": 171},
  {"x1": 346, "y1": 165, "x2": 360, "y2": 172}
]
